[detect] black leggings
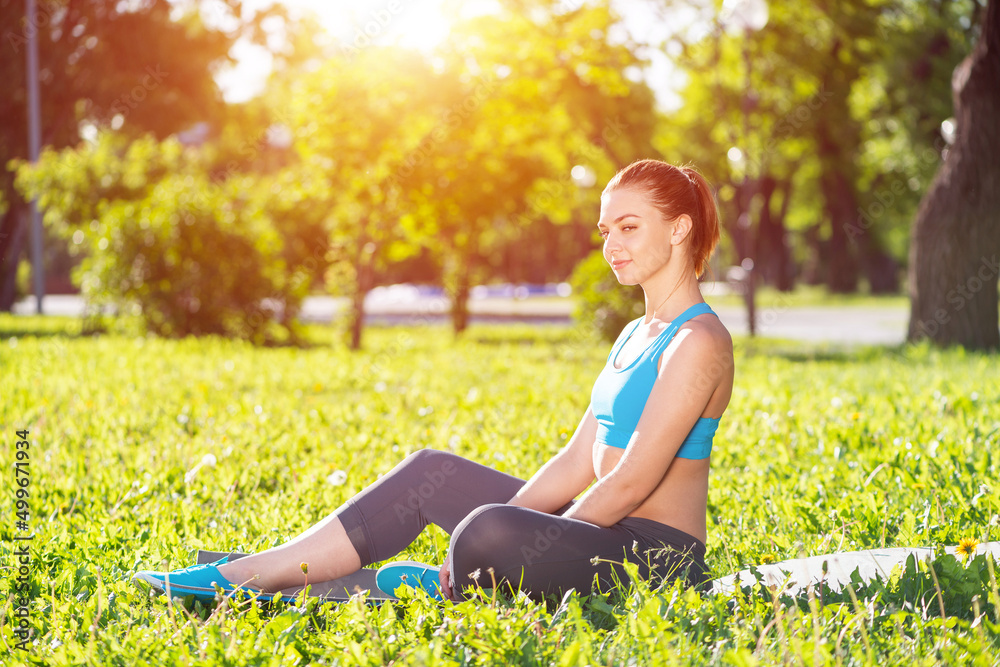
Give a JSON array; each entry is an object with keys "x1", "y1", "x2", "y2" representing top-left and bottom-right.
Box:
[{"x1": 335, "y1": 449, "x2": 708, "y2": 599}]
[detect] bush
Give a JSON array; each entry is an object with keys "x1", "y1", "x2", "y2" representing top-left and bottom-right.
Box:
[
  {"x1": 87, "y1": 176, "x2": 287, "y2": 341},
  {"x1": 16, "y1": 135, "x2": 328, "y2": 345},
  {"x1": 569, "y1": 248, "x2": 643, "y2": 342}
]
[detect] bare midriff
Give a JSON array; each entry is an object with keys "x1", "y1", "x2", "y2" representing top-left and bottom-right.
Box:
[{"x1": 592, "y1": 443, "x2": 710, "y2": 543}]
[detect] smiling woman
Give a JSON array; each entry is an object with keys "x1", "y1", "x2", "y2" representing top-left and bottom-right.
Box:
[{"x1": 132, "y1": 159, "x2": 734, "y2": 604}]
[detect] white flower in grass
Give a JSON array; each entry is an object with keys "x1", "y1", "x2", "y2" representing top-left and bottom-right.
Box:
[
  {"x1": 327, "y1": 470, "x2": 347, "y2": 486},
  {"x1": 184, "y1": 453, "x2": 218, "y2": 484}
]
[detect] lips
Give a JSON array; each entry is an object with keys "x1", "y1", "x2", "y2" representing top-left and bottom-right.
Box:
[{"x1": 611, "y1": 259, "x2": 631, "y2": 270}]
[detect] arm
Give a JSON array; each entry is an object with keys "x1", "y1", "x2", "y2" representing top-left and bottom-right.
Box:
[
  {"x1": 506, "y1": 406, "x2": 598, "y2": 513},
  {"x1": 562, "y1": 326, "x2": 731, "y2": 527}
]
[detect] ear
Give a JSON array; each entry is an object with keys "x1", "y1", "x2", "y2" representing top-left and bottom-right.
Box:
[{"x1": 670, "y1": 214, "x2": 693, "y2": 246}]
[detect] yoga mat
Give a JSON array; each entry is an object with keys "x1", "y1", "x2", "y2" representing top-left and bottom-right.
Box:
[
  {"x1": 193, "y1": 550, "x2": 397, "y2": 602},
  {"x1": 710, "y1": 541, "x2": 1000, "y2": 597},
  {"x1": 191, "y1": 542, "x2": 1000, "y2": 603}
]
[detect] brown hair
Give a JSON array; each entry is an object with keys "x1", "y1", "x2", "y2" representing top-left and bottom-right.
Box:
[{"x1": 602, "y1": 159, "x2": 720, "y2": 278}]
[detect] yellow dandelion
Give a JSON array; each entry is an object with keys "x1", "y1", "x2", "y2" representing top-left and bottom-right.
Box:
[
  {"x1": 761, "y1": 553, "x2": 777, "y2": 564},
  {"x1": 956, "y1": 537, "x2": 979, "y2": 560}
]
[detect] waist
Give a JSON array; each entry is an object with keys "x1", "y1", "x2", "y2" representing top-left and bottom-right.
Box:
[{"x1": 618, "y1": 516, "x2": 706, "y2": 551}]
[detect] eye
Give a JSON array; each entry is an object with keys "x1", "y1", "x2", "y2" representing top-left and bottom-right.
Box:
[
  {"x1": 598, "y1": 229, "x2": 609, "y2": 239},
  {"x1": 622, "y1": 225, "x2": 636, "y2": 232}
]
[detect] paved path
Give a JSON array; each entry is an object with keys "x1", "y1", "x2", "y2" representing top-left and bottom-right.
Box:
[
  {"x1": 12, "y1": 294, "x2": 909, "y2": 345},
  {"x1": 709, "y1": 304, "x2": 908, "y2": 346}
]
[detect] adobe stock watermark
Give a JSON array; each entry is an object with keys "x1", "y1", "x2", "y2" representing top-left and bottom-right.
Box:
[
  {"x1": 845, "y1": 136, "x2": 947, "y2": 244},
  {"x1": 339, "y1": 0, "x2": 415, "y2": 61},
  {"x1": 96, "y1": 65, "x2": 170, "y2": 126},
  {"x1": 385, "y1": 71, "x2": 502, "y2": 188},
  {"x1": 755, "y1": 290, "x2": 793, "y2": 334},
  {"x1": 519, "y1": 515, "x2": 575, "y2": 565},
  {"x1": 912, "y1": 254, "x2": 1000, "y2": 339},
  {"x1": 507, "y1": 115, "x2": 629, "y2": 230},
  {"x1": 393, "y1": 455, "x2": 459, "y2": 522},
  {"x1": 233, "y1": 235, "x2": 330, "y2": 340},
  {"x1": 360, "y1": 299, "x2": 442, "y2": 380},
  {"x1": 728, "y1": 82, "x2": 835, "y2": 179},
  {"x1": 5, "y1": 0, "x2": 62, "y2": 54}
]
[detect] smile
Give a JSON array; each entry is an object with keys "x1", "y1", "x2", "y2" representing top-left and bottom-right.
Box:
[{"x1": 611, "y1": 259, "x2": 631, "y2": 270}]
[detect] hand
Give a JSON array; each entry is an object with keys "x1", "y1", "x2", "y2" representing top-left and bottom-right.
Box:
[{"x1": 439, "y1": 551, "x2": 454, "y2": 602}]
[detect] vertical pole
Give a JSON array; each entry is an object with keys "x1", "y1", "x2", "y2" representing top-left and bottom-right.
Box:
[
  {"x1": 26, "y1": 0, "x2": 45, "y2": 314},
  {"x1": 743, "y1": 27, "x2": 756, "y2": 336}
]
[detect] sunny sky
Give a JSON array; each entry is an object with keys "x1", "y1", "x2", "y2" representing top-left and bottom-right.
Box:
[{"x1": 211, "y1": 0, "x2": 690, "y2": 110}]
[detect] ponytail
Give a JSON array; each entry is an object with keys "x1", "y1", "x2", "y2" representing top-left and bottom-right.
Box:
[{"x1": 679, "y1": 166, "x2": 720, "y2": 278}]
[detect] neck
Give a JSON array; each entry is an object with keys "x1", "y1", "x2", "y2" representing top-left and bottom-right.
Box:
[{"x1": 641, "y1": 265, "x2": 703, "y2": 323}]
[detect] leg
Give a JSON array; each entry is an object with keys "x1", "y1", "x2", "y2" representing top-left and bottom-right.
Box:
[
  {"x1": 218, "y1": 510, "x2": 362, "y2": 591},
  {"x1": 220, "y1": 449, "x2": 526, "y2": 591},
  {"x1": 448, "y1": 504, "x2": 707, "y2": 600}
]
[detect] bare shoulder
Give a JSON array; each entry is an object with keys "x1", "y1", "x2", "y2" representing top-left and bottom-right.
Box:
[
  {"x1": 679, "y1": 311, "x2": 734, "y2": 359},
  {"x1": 654, "y1": 312, "x2": 734, "y2": 385}
]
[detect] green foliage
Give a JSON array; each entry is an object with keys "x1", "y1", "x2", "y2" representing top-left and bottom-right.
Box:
[
  {"x1": 569, "y1": 249, "x2": 643, "y2": 342},
  {"x1": 660, "y1": 0, "x2": 979, "y2": 292},
  {"x1": 14, "y1": 134, "x2": 323, "y2": 344},
  {"x1": 0, "y1": 0, "x2": 282, "y2": 307},
  {"x1": 2, "y1": 318, "x2": 999, "y2": 663}
]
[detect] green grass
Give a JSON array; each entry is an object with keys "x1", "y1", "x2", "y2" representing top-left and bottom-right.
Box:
[{"x1": 2, "y1": 315, "x2": 999, "y2": 665}]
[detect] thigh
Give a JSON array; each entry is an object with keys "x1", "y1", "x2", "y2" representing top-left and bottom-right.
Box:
[
  {"x1": 449, "y1": 504, "x2": 647, "y2": 599},
  {"x1": 341, "y1": 448, "x2": 528, "y2": 534}
]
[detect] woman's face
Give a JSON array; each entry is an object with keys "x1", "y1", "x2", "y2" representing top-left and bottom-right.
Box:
[{"x1": 598, "y1": 187, "x2": 680, "y2": 286}]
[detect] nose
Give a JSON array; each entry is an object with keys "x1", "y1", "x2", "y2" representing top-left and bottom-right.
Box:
[{"x1": 603, "y1": 229, "x2": 623, "y2": 257}]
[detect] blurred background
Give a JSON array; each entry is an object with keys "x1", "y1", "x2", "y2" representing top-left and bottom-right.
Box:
[{"x1": 2, "y1": 0, "x2": 997, "y2": 349}]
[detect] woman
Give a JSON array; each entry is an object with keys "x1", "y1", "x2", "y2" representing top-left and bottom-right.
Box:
[{"x1": 135, "y1": 159, "x2": 734, "y2": 602}]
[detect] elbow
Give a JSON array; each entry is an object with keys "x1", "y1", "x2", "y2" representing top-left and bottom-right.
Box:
[{"x1": 611, "y1": 479, "x2": 649, "y2": 514}]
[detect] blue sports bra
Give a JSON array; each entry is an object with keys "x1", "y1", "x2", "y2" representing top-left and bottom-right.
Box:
[{"x1": 589, "y1": 302, "x2": 720, "y2": 459}]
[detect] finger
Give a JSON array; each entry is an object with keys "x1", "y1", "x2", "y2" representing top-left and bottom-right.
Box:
[
  {"x1": 441, "y1": 569, "x2": 453, "y2": 600},
  {"x1": 439, "y1": 568, "x2": 450, "y2": 600}
]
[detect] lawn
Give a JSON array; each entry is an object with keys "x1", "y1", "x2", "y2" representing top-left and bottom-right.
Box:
[{"x1": 2, "y1": 315, "x2": 998, "y2": 665}]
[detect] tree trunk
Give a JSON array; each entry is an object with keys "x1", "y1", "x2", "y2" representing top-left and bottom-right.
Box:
[
  {"x1": 801, "y1": 225, "x2": 824, "y2": 286},
  {"x1": 450, "y1": 257, "x2": 471, "y2": 336},
  {"x1": 907, "y1": 0, "x2": 1000, "y2": 350},
  {"x1": 819, "y1": 165, "x2": 860, "y2": 293},
  {"x1": 862, "y1": 242, "x2": 899, "y2": 294},
  {"x1": 349, "y1": 238, "x2": 375, "y2": 351},
  {"x1": 0, "y1": 201, "x2": 27, "y2": 311},
  {"x1": 754, "y1": 176, "x2": 794, "y2": 291},
  {"x1": 815, "y1": 38, "x2": 862, "y2": 294}
]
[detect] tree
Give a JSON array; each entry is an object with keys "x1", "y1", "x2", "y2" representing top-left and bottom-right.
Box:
[
  {"x1": 287, "y1": 46, "x2": 442, "y2": 350},
  {"x1": 908, "y1": 0, "x2": 1000, "y2": 349},
  {"x1": 405, "y1": 0, "x2": 656, "y2": 334},
  {"x1": 0, "y1": 0, "x2": 278, "y2": 310}
]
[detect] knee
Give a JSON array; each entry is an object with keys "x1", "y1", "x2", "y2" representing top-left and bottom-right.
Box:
[
  {"x1": 450, "y1": 504, "x2": 521, "y2": 584},
  {"x1": 453, "y1": 504, "x2": 517, "y2": 547},
  {"x1": 393, "y1": 448, "x2": 462, "y2": 499},
  {"x1": 403, "y1": 448, "x2": 460, "y2": 475}
]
